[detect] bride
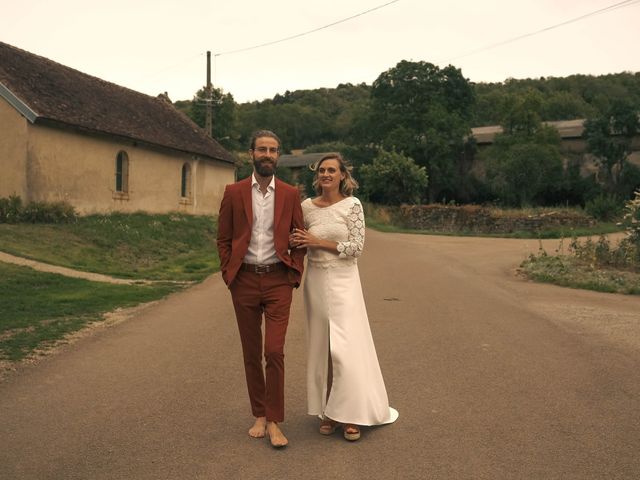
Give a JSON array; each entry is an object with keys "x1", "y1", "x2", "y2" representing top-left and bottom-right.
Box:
[{"x1": 290, "y1": 153, "x2": 398, "y2": 441}]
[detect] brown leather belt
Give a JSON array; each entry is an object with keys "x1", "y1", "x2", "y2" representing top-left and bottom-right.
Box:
[{"x1": 240, "y1": 262, "x2": 287, "y2": 274}]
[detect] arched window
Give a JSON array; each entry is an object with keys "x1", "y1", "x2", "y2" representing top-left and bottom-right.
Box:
[
  {"x1": 181, "y1": 163, "x2": 192, "y2": 198},
  {"x1": 115, "y1": 151, "x2": 129, "y2": 193}
]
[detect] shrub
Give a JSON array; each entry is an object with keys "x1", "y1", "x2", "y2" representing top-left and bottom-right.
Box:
[
  {"x1": 0, "y1": 196, "x2": 77, "y2": 224},
  {"x1": 585, "y1": 193, "x2": 624, "y2": 221},
  {"x1": 619, "y1": 189, "x2": 640, "y2": 264},
  {"x1": 359, "y1": 149, "x2": 428, "y2": 205},
  {"x1": 569, "y1": 191, "x2": 640, "y2": 270},
  {"x1": 622, "y1": 189, "x2": 640, "y2": 244},
  {"x1": 0, "y1": 195, "x2": 22, "y2": 223}
]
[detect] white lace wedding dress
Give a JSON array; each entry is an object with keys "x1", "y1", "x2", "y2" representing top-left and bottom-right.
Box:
[{"x1": 302, "y1": 196, "x2": 399, "y2": 426}]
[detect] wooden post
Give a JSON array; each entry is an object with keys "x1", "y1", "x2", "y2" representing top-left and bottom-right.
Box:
[{"x1": 205, "y1": 51, "x2": 212, "y2": 137}]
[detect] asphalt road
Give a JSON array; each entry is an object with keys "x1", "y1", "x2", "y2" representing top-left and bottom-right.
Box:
[{"x1": 1, "y1": 230, "x2": 639, "y2": 480}]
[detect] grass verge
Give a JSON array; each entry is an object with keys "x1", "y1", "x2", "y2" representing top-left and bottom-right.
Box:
[
  {"x1": 0, "y1": 212, "x2": 216, "y2": 363},
  {"x1": 519, "y1": 252, "x2": 640, "y2": 295},
  {"x1": 0, "y1": 262, "x2": 179, "y2": 361},
  {"x1": 0, "y1": 212, "x2": 218, "y2": 281}
]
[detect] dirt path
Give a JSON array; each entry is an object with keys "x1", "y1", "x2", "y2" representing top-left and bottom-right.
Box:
[
  {"x1": 1, "y1": 231, "x2": 639, "y2": 479},
  {"x1": 0, "y1": 251, "x2": 191, "y2": 285},
  {"x1": 0, "y1": 251, "x2": 145, "y2": 284}
]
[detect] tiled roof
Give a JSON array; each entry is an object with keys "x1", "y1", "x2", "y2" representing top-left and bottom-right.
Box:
[
  {"x1": 0, "y1": 42, "x2": 233, "y2": 163},
  {"x1": 278, "y1": 152, "x2": 329, "y2": 168},
  {"x1": 471, "y1": 119, "x2": 586, "y2": 144}
]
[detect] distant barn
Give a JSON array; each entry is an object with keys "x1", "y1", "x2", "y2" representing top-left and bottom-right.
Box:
[
  {"x1": 0, "y1": 41, "x2": 235, "y2": 215},
  {"x1": 278, "y1": 151, "x2": 327, "y2": 175},
  {"x1": 470, "y1": 119, "x2": 640, "y2": 178}
]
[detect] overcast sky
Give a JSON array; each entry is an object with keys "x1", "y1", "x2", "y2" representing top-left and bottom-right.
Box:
[{"x1": 2, "y1": 0, "x2": 640, "y2": 103}]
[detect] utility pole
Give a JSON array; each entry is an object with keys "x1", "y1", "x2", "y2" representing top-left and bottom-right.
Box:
[{"x1": 205, "y1": 51, "x2": 213, "y2": 138}]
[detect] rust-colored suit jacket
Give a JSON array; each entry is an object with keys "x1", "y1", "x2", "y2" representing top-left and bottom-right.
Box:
[{"x1": 216, "y1": 176, "x2": 306, "y2": 288}]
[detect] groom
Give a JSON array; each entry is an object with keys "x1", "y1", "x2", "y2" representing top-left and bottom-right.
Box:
[{"x1": 216, "y1": 130, "x2": 306, "y2": 448}]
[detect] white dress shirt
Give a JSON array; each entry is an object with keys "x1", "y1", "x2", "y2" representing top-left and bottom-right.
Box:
[{"x1": 243, "y1": 174, "x2": 279, "y2": 265}]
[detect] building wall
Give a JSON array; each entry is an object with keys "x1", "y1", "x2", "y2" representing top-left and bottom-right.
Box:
[
  {"x1": 188, "y1": 156, "x2": 236, "y2": 216},
  {"x1": 24, "y1": 122, "x2": 235, "y2": 215},
  {"x1": 0, "y1": 98, "x2": 29, "y2": 198}
]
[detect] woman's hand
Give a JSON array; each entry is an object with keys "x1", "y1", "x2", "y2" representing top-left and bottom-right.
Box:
[
  {"x1": 290, "y1": 228, "x2": 323, "y2": 249},
  {"x1": 291, "y1": 228, "x2": 339, "y2": 252},
  {"x1": 289, "y1": 230, "x2": 301, "y2": 248}
]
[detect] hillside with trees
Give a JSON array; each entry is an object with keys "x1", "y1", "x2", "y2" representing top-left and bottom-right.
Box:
[{"x1": 175, "y1": 66, "x2": 640, "y2": 209}]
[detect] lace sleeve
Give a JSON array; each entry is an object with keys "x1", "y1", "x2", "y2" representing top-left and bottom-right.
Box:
[{"x1": 337, "y1": 200, "x2": 365, "y2": 258}]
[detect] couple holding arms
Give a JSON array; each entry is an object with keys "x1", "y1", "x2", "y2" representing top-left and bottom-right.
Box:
[{"x1": 216, "y1": 130, "x2": 398, "y2": 448}]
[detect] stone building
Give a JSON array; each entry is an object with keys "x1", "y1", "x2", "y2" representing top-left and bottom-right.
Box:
[{"x1": 0, "y1": 42, "x2": 235, "y2": 215}]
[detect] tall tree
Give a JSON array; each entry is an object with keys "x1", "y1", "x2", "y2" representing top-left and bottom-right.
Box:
[
  {"x1": 236, "y1": 101, "x2": 333, "y2": 151},
  {"x1": 583, "y1": 100, "x2": 640, "y2": 196},
  {"x1": 484, "y1": 93, "x2": 565, "y2": 207},
  {"x1": 368, "y1": 60, "x2": 475, "y2": 202},
  {"x1": 484, "y1": 127, "x2": 564, "y2": 206},
  {"x1": 190, "y1": 87, "x2": 239, "y2": 150}
]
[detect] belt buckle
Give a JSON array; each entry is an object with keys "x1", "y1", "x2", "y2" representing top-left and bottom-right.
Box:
[{"x1": 255, "y1": 264, "x2": 269, "y2": 274}]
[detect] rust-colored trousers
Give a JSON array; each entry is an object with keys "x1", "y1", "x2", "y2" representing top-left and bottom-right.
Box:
[{"x1": 230, "y1": 268, "x2": 293, "y2": 422}]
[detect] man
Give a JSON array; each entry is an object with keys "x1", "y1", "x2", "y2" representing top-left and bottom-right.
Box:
[{"x1": 217, "y1": 130, "x2": 305, "y2": 448}]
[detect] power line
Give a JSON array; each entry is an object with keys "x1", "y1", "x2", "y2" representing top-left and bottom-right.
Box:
[
  {"x1": 438, "y1": 0, "x2": 640, "y2": 64},
  {"x1": 214, "y1": 0, "x2": 402, "y2": 57}
]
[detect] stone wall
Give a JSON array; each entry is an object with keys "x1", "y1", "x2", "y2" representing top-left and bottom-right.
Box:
[{"x1": 394, "y1": 204, "x2": 595, "y2": 234}]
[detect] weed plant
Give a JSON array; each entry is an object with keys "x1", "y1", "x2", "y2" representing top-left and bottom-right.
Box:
[
  {"x1": 520, "y1": 191, "x2": 640, "y2": 294},
  {"x1": 0, "y1": 195, "x2": 77, "y2": 223}
]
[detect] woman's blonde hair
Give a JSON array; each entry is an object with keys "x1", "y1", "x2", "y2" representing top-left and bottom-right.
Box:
[{"x1": 310, "y1": 153, "x2": 359, "y2": 196}]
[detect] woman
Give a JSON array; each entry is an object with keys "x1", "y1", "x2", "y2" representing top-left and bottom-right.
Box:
[{"x1": 290, "y1": 153, "x2": 398, "y2": 441}]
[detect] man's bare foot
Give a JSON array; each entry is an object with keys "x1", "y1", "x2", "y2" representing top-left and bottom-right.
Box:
[
  {"x1": 248, "y1": 417, "x2": 267, "y2": 438},
  {"x1": 266, "y1": 421, "x2": 288, "y2": 448}
]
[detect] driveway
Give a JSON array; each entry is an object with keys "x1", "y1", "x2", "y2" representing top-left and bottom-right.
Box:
[{"x1": 1, "y1": 230, "x2": 639, "y2": 479}]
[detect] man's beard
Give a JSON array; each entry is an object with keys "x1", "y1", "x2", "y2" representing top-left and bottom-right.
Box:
[{"x1": 253, "y1": 158, "x2": 276, "y2": 177}]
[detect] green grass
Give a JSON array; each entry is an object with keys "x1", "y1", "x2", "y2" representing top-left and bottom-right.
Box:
[
  {"x1": 0, "y1": 212, "x2": 219, "y2": 363},
  {"x1": 0, "y1": 263, "x2": 178, "y2": 361},
  {"x1": 0, "y1": 212, "x2": 219, "y2": 281}
]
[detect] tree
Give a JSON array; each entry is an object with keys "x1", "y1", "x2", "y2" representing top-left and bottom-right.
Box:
[
  {"x1": 583, "y1": 100, "x2": 640, "y2": 196},
  {"x1": 189, "y1": 86, "x2": 239, "y2": 150},
  {"x1": 367, "y1": 60, "x2": 475, "y2": 202},
  {"x1": 236, "y1": 101, "x2": 333, "y2": 151},
  {"x1": 235, "y1": 84, "x2": 371, "y2": 151},
  {"x1": 497, "y1": 89, "x2": 545, "y2": 136},
  {"x1": 470, "y1": 72, "x2": 640, "y2": 125},
  {"x1": 303, "y1": 142, "x2": 376, "y2": 167},
  {"x1": 359, "y1": 149, "x2": 428, "y2": 205},
  {"x1": 542, "y1": 90, "x2": 593, "y2": 121},
  {"x1": 485, "y1": 140, "x2": 563, "y2": 207},
  {"x1": 485, "y1": 104, "x2": 563, "y2": 207}
]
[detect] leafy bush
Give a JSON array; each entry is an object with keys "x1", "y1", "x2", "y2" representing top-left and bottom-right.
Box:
[
  {"x1": 569, "y1": 191, "x2": 640, "y2": 271},
  {"x1": 0, "y1": 195, "x2": 22, "y2": 223},
  {"x1": 484, "y1": 127, "x2": 564, "y2": 207},
  {"x1": 0, "y1": 196, "x2": 77, "y2": 224},
  {"x1": 619, "y1": 189, "x2": 640, "y2": 264},
  {"x1": 585, "y1": 194, "x2": 624, "y2": 221},
  {"x1": 359, "y1": 149, "x2": 428, "y2": 205},
  {"x1": 623, "y1": 190, "x2": 640, "y2": 239}
]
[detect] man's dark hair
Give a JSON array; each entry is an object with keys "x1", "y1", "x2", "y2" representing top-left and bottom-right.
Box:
[{"x1": 250, "y1": 130, "x2": 281, "y2": 150}]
